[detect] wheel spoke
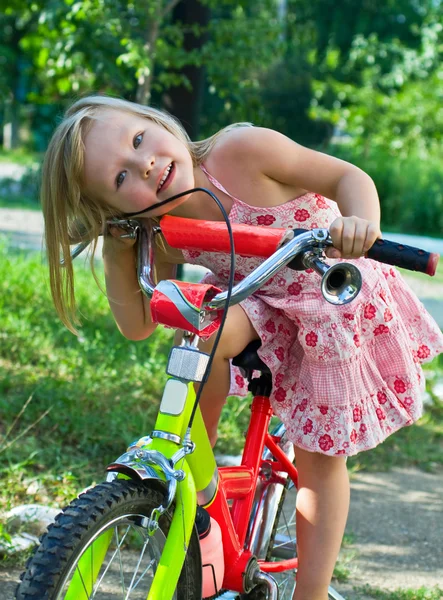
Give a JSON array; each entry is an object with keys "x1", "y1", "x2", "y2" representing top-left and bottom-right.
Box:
[
  {"x1": 264, "y1": 476, "x2": 298, "y2": 600},
  {"x1": 125, "y1": 535, "x2": 151, "y2": 598},
  {"x1": 131, "y1": 558, "x2": 156, "y2": 591},
  {"x1": 90, "y1": 524, "x2": 132, "y2": 596},
  {"x1": 76, "y1": 563, "x2": 91, "y2": 599},
  {"x1": 115, "y1": 526, "x2": 128, "y2": 595},
  {"x1": 18, "y1": 481, "x2": 200, "y2": 600}
]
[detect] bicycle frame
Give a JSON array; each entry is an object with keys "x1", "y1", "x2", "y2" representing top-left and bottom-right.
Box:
[{"x1": 102, "y1": 371, "x2": 298, "y2": 599}]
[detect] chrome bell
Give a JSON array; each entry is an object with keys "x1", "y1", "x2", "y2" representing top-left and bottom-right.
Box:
[{"x1": 321, "y1": 262, "x2": 362, "y2": 305}]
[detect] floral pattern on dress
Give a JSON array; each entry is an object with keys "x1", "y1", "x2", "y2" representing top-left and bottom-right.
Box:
[{"x1": 181, "y1": 165, "x2": 443, "y2": 456}]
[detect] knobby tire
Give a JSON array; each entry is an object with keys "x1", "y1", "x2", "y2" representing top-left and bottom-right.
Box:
[{"x1": 16, "y1": 479, "x2": 201, "y2": 600}]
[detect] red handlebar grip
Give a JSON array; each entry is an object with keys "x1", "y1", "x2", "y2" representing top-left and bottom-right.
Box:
[{"x1": 160, "y1": 216, "x2": 288, "y2": 257}]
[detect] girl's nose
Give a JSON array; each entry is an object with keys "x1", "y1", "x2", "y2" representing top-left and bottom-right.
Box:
[{"x1": 141, "y1": 155, "x2": 155, "y2": 178}]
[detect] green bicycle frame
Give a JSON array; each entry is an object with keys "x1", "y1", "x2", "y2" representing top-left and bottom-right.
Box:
[
  {"x1": 146, "y1": 376, "x2": 217, "y2": 600},
  {"x1": 63, "y1": 376, "x2": 215, "y2": 600}
]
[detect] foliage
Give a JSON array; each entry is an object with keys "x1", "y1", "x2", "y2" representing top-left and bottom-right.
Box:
[
  {"x1": 0, "y1": 166, "x2": 40, "y2": 208},
  {"x1": 0, "y1": 241, "x2": 442, "y2": 515},
  {"x1": 1, "y1": 0, "x2": 442, "y2": 161},
  {"x1": 248, "y1": 1, "x2": 443, "y2": 153},
  {"x1": 328, "y1": 145, "x2": 443, "y2": 236},
  {"x1": 1, "y1": 0, "x2": 284, "y2": 108},
  {"x1": 199, "y1": 1, "x2": 284, "y2": 130},
  {"x1": 310, "y1": 21, "x2": 443, "y2": 157},
  {"x1": 355, "y1": 585, "x2": 443, "y2": 600},
  {"x1": 0, "y1": 243, "x2": 170, "y2": 500}
]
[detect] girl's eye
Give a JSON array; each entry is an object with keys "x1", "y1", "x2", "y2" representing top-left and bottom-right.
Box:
[
  {"x1": 134, "y1": 133, "x2": 143, "y2": 149},
  {"x1": 116, "y1": 171, "x2": 126, "y2": 188}
]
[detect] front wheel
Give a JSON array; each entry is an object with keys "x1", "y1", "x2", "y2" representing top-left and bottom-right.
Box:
[{"x1": 16, "y1": 479, "x2": 202, "y2": 600}]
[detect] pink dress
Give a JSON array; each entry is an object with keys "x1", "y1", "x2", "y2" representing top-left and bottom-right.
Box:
[{"x1": 182, "y1": 166, "x2": 443, "y2": 456}]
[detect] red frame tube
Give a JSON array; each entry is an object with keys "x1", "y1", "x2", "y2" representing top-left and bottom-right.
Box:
[{"x1": 206, "y1": 394, "x2": 299, "y2": 591}]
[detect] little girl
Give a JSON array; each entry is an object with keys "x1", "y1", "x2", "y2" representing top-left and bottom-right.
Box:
[{"x1": 42, "y1": 95, "x2": 443, "y2": 600}]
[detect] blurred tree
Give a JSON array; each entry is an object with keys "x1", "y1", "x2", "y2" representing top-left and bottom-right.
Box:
[
  {"x1": 258, "y1": 0, "x2": 442, "y2": 150},
  {"x1": 1, "y1": 0, "x2": 284, "y2": 144},
  {"x1": 199, "y1": 0, "x2": 284, "y2": 132},
  {"x1": 1, "y1": 0, "x2": 441, "y2": 156},
  {"x1": 161, "y1": 0, "x2": 211, "y2": 138},
  {"x1": 0, "y1": 1, "x2": 42, "y2": 148},
  {"x1": 310, "y1": 20, "x2": 443, "y2": 157}
]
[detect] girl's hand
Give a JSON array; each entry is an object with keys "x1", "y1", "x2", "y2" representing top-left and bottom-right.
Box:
[{"x1": 325, "y1": 216, "x2": 381, "y2": 259}]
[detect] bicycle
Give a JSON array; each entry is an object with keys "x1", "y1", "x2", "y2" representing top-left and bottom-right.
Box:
[{"x1": 16, "y1": 205, "x2": 439, "y2": 600}]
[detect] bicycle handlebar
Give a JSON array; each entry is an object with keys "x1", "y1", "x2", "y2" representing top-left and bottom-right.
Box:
[{"x1": 65, "y1": 216, "x2": 440, "y2": 312}]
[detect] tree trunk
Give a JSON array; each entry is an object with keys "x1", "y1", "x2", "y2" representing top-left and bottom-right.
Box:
[
  {"x1": 3, "y1": 97, "x2": 21, "y2": 150},
  {"x1": 135, "y1": 0, "x2": 182, "y2": 105},
  {"x1": 135, "y1": 18, "x2": 160, "y2": 105},
  {"x1": 162, "y1": 0, "x2": 211, "y2": 139}
]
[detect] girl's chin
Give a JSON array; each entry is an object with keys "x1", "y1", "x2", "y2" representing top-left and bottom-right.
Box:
[{"x1": 153, "y1": 194, "x2": 191, "y2": 217}]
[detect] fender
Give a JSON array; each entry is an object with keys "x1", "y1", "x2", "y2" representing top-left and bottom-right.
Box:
[
  {"x1": 105, "y1": 443, "x2": 199, "y2": 600},
  {"x1": 106, "y1": 445, "x2": 181, "y2": 509}
]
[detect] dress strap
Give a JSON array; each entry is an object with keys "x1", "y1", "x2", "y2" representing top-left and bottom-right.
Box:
[{"x1": 200, "y1": 164, "x2": 240, "y2": 202}]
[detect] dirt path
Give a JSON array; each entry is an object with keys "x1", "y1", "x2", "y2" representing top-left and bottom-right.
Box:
[{"x1": 334, "y1": 467, "x2": 443, "y2": 598}]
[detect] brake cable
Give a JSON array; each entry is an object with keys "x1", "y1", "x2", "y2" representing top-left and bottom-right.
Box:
[{"x1": 122, "y1": 187, "x2": 236, "y2": 431}]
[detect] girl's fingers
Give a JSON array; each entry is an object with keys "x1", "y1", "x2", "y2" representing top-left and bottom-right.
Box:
[
  {"x1": 327, "y1": 218, "x2": 344, "y2": 258},
  {"x1": 325, "y1": 246, "x2": 342, "y2": 259},
  {"x1": 327, "y1": 217, "x2": 381, "y2": 259},
  {"x1": 352, "y1": 220, "x2": 370, "y2": 257},
  {"x1": 341, "y1": 219, "x2": 357, "y2": 257},
  {"x1": 363, "y1": 223, "x2": 382, "y2": 254}
]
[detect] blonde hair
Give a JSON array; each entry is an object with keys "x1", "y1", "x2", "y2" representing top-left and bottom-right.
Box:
[{"x1": 42, "y1": 94, "x2": 251, "y2": 333}]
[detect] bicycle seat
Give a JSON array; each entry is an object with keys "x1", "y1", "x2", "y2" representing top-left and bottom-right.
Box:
[{"x1": 232, "y1": 339, "x2": 270, "y2": 375}]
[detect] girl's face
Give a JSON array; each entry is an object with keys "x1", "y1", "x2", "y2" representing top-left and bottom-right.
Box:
[{"x1": 82, "y1": 109, "x2": 194, "y2": 216}]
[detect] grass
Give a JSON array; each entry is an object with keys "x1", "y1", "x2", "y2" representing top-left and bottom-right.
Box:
[
  {"x1": 354, "y1": 585, "x2": 443, "y2": 599},
  {"x1": 0, "y1": 240, "x2": 442, "y2": 514},
  {"x1": 0, "y1": 244, "x2": 169, "y2": 510},
  {"x1": 1, "y1": 240, "x2": 442, "y2": 593},
  {"x1": 333, "y1": 533, "x2": 356, "y2": 583},
  {"x1": 0, "y1": 197, "x2": 41, "y2": 210},
  {"x1": 398, "y1": 266, "x2": 443, "y2": 287}
]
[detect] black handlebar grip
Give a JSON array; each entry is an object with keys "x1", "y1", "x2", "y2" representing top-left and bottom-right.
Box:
[{"x1": 366, "y1": 239, "x2": 439, "y2": 276}]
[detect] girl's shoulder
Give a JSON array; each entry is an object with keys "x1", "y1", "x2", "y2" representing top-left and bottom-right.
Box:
[
  {"x1": 211, "y1": 126, "x2": 281, "y2": 159},
  {"x1": 203, "y1": 128, "x2": 310, "y2": 209},
  {"x1": 208, "y1": 126, "x2": 286, "y2": 182}
]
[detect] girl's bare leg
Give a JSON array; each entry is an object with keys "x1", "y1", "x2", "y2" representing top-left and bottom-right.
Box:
[
  {"x1": 193, "y1": 304, "x2": 258, "y2": 447},
  {"x1": 293, "y1": 447, "x2": 350, "y2": 600}
]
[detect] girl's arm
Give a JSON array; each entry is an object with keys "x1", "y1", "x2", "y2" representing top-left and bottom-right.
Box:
[
  {"x1": 103, "y1": 225, "x2": 178, "y2": 341},
  {"x1": 223, "y1": 127, "x2": 381, "y2": 259}
]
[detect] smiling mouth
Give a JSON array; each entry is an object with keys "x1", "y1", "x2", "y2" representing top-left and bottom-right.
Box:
[{"x1": 157, "y1": 162, "x2": 174, "y2": 193}]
